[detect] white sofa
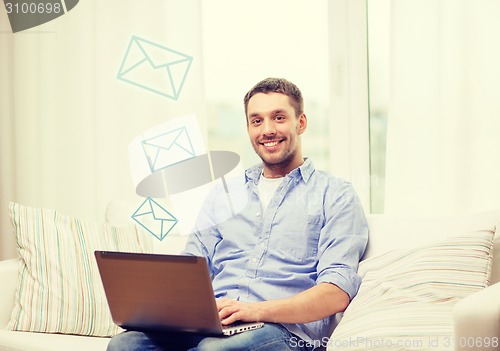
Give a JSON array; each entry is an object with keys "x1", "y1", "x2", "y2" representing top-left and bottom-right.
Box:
[{"x1": 1, "y1": 206, "x2": 499, "y2": 351}]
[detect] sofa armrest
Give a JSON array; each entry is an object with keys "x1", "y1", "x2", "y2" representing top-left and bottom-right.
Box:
[
  {"x1": 0, "y1": 258, "x2": 18, "y2": 328},
  {"x1": 453, "y1": 282, "x2": 500, "y2": 350}
]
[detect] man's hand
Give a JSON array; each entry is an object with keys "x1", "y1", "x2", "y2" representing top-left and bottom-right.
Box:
[{"x1": 216, "y1": 298, "x2": 263, "y2": 325}]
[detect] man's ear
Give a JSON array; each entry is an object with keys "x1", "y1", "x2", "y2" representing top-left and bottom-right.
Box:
[{"x1": 297, "y1": 113, "x2": 307, "y2": 135}]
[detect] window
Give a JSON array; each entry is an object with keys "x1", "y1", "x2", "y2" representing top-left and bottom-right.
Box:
[
  {"x1": 367, "y1": 0, "x2": 389, "y2": 213},
  {"x1": 201, "y1": 0, "x2": 330, "y2": 171}
]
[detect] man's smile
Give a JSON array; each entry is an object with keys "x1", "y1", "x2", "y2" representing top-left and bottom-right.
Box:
[{"x1": 260, "y1": 139, "x2": 284, "y2": 150}]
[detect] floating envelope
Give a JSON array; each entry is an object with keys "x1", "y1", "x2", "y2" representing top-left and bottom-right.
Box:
[
  {"x1": 131, "y1": 197, "x2": 178, "y2": 241},
  {"x1": 142, "y1": 126, "x2": 195, "y2": 173},
  {"x1": 128, "y1": 114, "x2": 207, "y2": 195},
  {"x1": 117, "y1": 35, "x2": 193, "y2": 100}
]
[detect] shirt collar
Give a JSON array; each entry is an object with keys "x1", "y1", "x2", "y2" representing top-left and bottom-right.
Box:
[{"x1": 245, "y1": 158, "x2": 315, "y2": 184}]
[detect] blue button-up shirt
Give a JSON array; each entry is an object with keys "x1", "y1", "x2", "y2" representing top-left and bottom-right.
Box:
[{"x1": 183, "y1": 158, "x2": 368, "y2": 343}]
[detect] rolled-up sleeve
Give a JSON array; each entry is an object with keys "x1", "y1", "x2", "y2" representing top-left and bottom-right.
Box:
[{"x1": 316, "y1": 182, "x2": 369, "y2": 300}]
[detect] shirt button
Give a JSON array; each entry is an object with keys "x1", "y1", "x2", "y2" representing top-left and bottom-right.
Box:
[
  {"x1": 260, "y1": 242, "x2": 266, "y2": 247},
  {"x1": 256, "y1": 212, "x2": 261, "y2": 217},
  {"x1": 252, "y1": 258, "x2": 257, "y2": 263}
]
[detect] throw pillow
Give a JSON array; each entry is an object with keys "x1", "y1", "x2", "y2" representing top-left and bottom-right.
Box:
[
  {"x1": 7, "y1": 202, "x2": 154, "y2": 336},
  {"x1": 328, "y1": 229, "x2": 495, "y2": 351}
]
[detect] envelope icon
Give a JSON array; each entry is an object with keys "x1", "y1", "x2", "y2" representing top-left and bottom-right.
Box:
[
  {"x1": 142, "y1": 126, "x2": 196, "y2": 173},
  {"x1": 117, "y1": 35, "x2": 193, "y2": 100},
  {"x1": 131, "y1": 197, "x2": 178, "y2": 241}
]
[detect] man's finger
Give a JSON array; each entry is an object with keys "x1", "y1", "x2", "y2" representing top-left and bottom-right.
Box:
[
  {"x1": 216, "y1": 298, "x2": 233, "y2": 310},
  {"x1": 220, "y1": 312, "x2": 239, "y2": 325}
]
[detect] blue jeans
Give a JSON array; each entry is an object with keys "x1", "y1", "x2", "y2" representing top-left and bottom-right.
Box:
[{"x1": 106, "y1": 323, "x2": 314, "y2": 351}]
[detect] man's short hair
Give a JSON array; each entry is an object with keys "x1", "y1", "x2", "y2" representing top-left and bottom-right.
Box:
[{"x1": 243, "y1": 78, "x2": 304, "y2": 118}]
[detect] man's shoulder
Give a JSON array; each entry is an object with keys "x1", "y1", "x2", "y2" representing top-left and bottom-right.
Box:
[
  {"x1": 310, "y1": 168, "x2": 354, "y2": 189},
  {"x1": 300, "y1": 158, "x2": 351, "y2": 184}
]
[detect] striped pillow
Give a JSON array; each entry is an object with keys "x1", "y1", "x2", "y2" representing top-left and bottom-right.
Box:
[
  {"x1": 328, "y1": 229, "x2": 495, "y2": 351},
  {"x1": 7, "y1": 202, "x2": 153, "y2": 336}
]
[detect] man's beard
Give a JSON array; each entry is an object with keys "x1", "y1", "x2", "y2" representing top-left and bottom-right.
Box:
[{"x1": 253, "y1": 137, "x2": 297, "y2": 169}]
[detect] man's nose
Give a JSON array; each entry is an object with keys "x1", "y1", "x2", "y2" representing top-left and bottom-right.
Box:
[{"x1": 262, "y1": 119, "x2": 276, "y2": 136}]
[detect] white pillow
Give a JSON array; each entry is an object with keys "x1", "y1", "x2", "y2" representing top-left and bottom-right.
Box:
[
  {"x1": 329, "y1": 228, "x2": 495, "y2": 351},
  {"x1": 7, "y1": 202, "x2": 153, "y2": 336},
  {"x1": 363, "y1": 211, "x2": 500, "y2": 260}
]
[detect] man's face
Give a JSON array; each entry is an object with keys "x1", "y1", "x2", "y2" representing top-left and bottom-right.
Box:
[{"x1": 246, "y1": 92, "x2": 307, "y2": 171}]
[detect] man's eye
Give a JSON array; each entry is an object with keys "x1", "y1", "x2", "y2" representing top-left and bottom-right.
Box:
[
  {"x1": 251, "y1": 119, "x2": 262, "y2": 125},
  {"x1": 275, "y1": 115, "x2": 285, "y2": 121}
]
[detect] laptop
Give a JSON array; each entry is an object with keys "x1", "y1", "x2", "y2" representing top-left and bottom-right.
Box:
[{"x1": 94, "y1": 251, "x2": 264, "y2": 336}]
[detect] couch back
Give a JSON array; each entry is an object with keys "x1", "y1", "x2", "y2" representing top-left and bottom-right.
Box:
[{"x1": 364, "y1": 211, "x2": 500, "y2": 284}]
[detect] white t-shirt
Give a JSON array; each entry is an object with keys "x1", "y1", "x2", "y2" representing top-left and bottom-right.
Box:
[{"x1": 258, "y1": 173, "x2": 284, "y2": 211}]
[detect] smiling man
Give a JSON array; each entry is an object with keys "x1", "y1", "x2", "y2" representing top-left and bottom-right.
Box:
[
  {"x1": 246, "y1": 89, "x2": 306, "y2": 178},
  {"x1": 107, "y1": 78, "x2": 368, "y2": 351}
]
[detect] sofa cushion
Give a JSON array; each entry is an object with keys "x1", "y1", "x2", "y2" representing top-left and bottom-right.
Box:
[
  {"x1": 0, "y1": 330, "x2": 109, "y2": 351},
  {"x1": 0, "y1": 259, "x2": 18, "y2": 329},
  {"x1": 329, "y1": 227, "x2": 495, "y2": 350},
  {"x1": 6, "y1": 202, "x2": 153, "y2": 337},
  {"x1": 492, "y1": 220, "x2": 500, "y2": 283},
  {"x1": 363, "y1": 211, "x2": 500, "y2": 260},
  {"x1": 364, "y1": 211, "x2": 500, "y2": 285}
]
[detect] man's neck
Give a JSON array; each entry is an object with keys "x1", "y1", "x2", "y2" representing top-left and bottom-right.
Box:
[{"x1": 262, "y1": 158, "x2": 304, "y2": 178}]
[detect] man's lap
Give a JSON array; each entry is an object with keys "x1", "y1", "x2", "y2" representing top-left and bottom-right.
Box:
[{"x1": 106, "y1": 323, "x2": 314, "y2": 351}]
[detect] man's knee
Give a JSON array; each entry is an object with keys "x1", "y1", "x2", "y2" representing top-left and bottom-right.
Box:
[
  {"x1": 195, "y1": 325, "x2": 291, "y2": 351},
  {"x1": 196, "y1": 336, "x2": 252, "y2": 351},
  {"x1": 106, "y1": 331, "x2": 149, "y2": 351}
]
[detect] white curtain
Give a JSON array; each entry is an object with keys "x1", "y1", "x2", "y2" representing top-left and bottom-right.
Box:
[
  {"x1": 0, "y1": 0, "x2": 205, "y2": 260},
  {"x1": 384, "y1": 0, "x2": 500, "y2": 216}
]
